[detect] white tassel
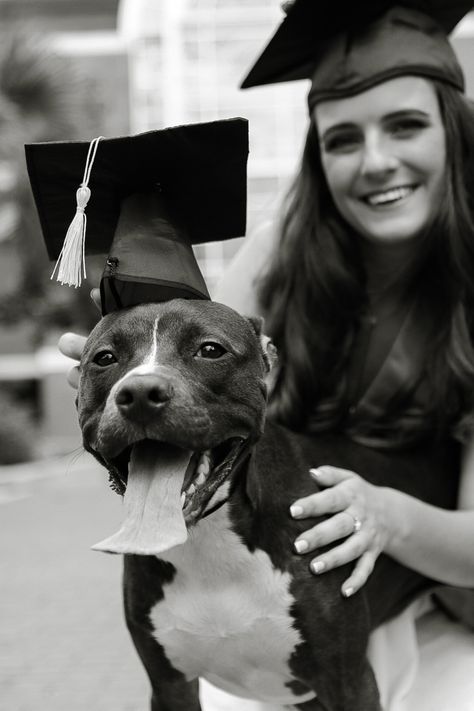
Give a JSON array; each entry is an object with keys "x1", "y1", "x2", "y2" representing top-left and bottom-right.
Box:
[
  {"x1": 51, "y1": 186, "x2": 90, "y2": 287},
  {"x1": 51, "y1": 136, "x2": 103, "y2": 288}
]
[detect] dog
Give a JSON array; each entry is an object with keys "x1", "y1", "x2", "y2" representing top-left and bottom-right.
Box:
[{"x1": 77, "y1": 299, "x2": 459, "y2": 711}]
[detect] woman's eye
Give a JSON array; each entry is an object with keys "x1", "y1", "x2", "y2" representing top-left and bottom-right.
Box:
[
  {"x1": 389, "y1": 119, "x2": 427, "y2": 138},
  {"x1": 195, "y1": 342, "x2": 227, "y2": 359},
  {"x1": 93, "y1": 351, "x2": 117, "y2": 367},
  {"x1": 322, "y1": 133, "x2": 361, "y2": 154}
]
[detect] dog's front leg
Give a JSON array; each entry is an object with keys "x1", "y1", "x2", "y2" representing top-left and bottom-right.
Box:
[
  {"x1": 123, "y1": 555, "x2": 202, "y2": 711},
  {"x1": 150, "y1": 678, "x2": 201, "y2": 711},
  {"x1": 126, "y1": 609, "x2": 202, "y2": 711},
  {"x1": 126, "y1": 607, "x2": 202, "y2": 711},
  {"x1": 292, "y1": 659, "x2": 380, "y2": 711}
]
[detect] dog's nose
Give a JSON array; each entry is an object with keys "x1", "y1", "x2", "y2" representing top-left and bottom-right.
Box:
[{"x1": 115, "y1": 374, "x2": 173, "y2": 420}]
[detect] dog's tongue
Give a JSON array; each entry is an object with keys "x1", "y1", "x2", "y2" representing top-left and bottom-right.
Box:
[{"x1": 92, "y1": 441, "x2": 192, "y2": 556}]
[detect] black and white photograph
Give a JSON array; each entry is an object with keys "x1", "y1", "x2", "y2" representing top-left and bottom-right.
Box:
[{"x1": 2, "y1": 1, "x2": 474, "y2": 710}]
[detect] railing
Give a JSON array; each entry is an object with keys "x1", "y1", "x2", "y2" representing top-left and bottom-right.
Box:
[{"x1": 0, "y1": 347, "x2": 81, "y2": 456}]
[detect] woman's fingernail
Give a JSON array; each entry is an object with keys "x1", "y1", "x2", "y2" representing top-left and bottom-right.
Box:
[
  {"x1": 311, "y1": 560, "x2": 325, "y2": 574},
  {"x1": 309, "y1": 468, "x2": 321, "y2": 478},
  {"x1": 294, "y1": 539, "x2": 309, "y2": 554},
  {"x1": 290, "y1": 505, "x2": 304, "y2": 518},
  {"x1": 343, "y1": 587, "x2": 354, "y2": 598}
]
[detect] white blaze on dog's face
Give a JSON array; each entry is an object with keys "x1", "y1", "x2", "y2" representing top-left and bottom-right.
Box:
[
  {"x1": 78, "y1": 300, "x2": 270, "y2": 557},
  {"x1": 133, "y1": 315, "x2": 160, "y2": 373}
]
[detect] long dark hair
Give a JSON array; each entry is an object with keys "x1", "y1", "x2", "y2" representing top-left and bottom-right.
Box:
[{"x1": 258, "y1": 80, "x2": 474, "y2": 439}]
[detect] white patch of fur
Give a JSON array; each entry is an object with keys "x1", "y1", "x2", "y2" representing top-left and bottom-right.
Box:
[
  {"x1": 106, "y1": 318, "x2": 161, "y2": 405},
  {"x1": 143, "y1": 316, "x2": 160, "y2": 368},
  {"x1": 149, "y1": 503, "x2": 316, "y2": 705}
]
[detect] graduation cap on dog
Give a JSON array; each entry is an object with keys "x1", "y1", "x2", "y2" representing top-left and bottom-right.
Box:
[
  {"x1": 25, "y1": 118, "x2": 248, "y2": 314},
  {"x1": 241, "y1": 0, "x2": 472, "y2": 109}
]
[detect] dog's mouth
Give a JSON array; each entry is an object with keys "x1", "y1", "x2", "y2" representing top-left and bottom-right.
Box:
[{"x1": 92, "y1": 437, "x2": 246, "y2": 557}]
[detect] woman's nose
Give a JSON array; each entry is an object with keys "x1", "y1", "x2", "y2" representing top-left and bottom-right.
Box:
[{"x1": 360, "y1": 136, "x2": 398, "y2": 177}]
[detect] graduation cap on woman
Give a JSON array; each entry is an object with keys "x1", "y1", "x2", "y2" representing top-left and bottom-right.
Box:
[
  {"x1": 25, "y1": 118, "x2": 248, "y2": 314},
  {"x1": 241, "y1": 0, "x2": 473, "y2": 109}
]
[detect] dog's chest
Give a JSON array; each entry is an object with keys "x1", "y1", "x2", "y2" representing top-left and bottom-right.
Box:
[{"x1": 148, "y1": 502, "x2": 314, "y2": 705}]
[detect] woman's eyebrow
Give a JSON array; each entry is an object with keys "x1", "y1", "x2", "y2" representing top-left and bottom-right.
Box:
[
  {"x1": 319, "y1": 122, "x2": 358, "y2": 141},
  {"x1": 382, "y1": 109, "x2": 431, "y2": 121}
]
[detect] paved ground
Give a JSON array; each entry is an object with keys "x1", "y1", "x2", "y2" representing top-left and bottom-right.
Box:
[{"x1": 1, "y1": 453, "x2": 150, "y2": 711}]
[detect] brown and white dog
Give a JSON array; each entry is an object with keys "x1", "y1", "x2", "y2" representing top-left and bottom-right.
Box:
[{"x1": 77, "y1": 299, "x2": 457, "y2": 711}]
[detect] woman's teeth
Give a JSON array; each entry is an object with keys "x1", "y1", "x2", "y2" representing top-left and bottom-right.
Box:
[
  {"x1": 365, "y1": 186, "x2": 415, "y2": 206},
  {"x1": 182, "y1": 451, "x2": 211, "y2": 508}
]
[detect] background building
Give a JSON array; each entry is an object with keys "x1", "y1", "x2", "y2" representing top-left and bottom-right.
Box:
[
  {"x1": 118, "y1": 0, "x2": 309, "y2": 289},
  {"x1": 0, "y1": 0, "x2": 473, "y2": 458}
]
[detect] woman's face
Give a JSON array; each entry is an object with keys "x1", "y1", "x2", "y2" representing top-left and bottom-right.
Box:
[{"x1": 314, "y1": 76, "x2": 447, "y2": 244}]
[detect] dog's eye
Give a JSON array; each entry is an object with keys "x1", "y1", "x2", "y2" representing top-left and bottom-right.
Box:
[
  {"x1": 195, "y1": 342, "x2": 226, "y2": 359},
  {"x1": 93, "y1": 350, "x2": 117, "y2": 367}
]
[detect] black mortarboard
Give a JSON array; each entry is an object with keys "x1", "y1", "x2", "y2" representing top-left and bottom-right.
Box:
[
  {"x1": 25, "y1": 118, "x2": 248, "y2": 314},
  {"x1": 241, "y1": 1, "x2": 472, "y2": 110}
]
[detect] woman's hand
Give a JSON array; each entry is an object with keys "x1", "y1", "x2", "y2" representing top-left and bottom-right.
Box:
[
  {"x1": 290, "y1": 466, "x2": 389, "y2": 598},
  {"x1": 58, "y1": 288, "x2": 100, "y2": 389}
]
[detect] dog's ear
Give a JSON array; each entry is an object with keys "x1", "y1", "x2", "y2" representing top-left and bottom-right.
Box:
[
  {"x1": 246, "y1": 315, "x2": 265, "y2": 336},
  {"x1": 246, "y1": 316, "x2": 278, "y2": 373}
]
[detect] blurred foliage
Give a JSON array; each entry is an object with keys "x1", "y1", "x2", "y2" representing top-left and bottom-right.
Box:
[
  {"x1": 0, "y1": 27, "x2": 102, "y2": 342},
  {"x1": 0, "y1": 388, "x2": 36, "y2": 464}
]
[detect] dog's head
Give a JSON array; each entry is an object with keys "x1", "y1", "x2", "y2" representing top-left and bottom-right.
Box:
[{"x1": 77, "y1": 299, "x2": 275, "y2": 555}]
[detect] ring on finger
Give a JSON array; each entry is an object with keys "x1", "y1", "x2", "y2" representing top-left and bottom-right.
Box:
[{"x1": 347, "y1": 512, "x2": 362, "y2": 534}]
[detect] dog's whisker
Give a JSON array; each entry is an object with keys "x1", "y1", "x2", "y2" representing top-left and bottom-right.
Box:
[{"x1": 63, "y1": 447, "x2": 90, "y2": 476}]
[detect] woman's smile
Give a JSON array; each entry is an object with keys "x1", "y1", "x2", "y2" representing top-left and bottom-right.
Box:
[{"x1": 361, "y1": 184, "x2": 418, "y2": 207}]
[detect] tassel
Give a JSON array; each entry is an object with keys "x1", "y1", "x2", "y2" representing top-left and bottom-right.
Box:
[
  {"x1": 51, "y1": 136, "x2": 104, "y2": 288},
  {"x1": 51, "y1": 186, "x2": 90, "y2": 287}
]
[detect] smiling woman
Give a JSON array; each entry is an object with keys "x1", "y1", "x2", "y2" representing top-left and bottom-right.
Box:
[
  {"x1": 241, "y1": 73, "x2": 474, "y2": 447},
  {"x1": 212, "y1": 0, "x2": 474, "y2": 709}
]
